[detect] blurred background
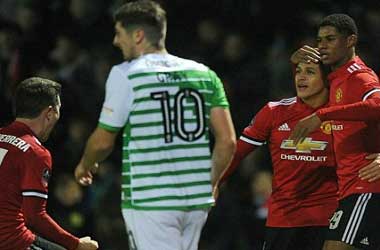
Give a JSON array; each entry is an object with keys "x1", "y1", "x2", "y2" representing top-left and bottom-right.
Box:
[{"x1": 0, "y1": 0, "x2": 379, "y2": 249}]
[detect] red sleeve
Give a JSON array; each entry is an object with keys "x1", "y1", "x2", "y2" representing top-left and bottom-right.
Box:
[
  {"x1": 317, "y1": 91, "x2": 380, "y2": 121},
  {"x1": 21, "y1": 148, "x2": 51, "y2": 194},
  {"x1": 218, "y1": 104, "x2": 272, "y2": 184},
  {"x1": 218, "y1": 139, "x2": 258, "y2": 184},
  {"x1": 22, "y1": 197, "x2": 79, "y2": 250}
]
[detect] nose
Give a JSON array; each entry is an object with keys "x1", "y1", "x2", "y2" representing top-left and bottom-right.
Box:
[{"x1": 113, "y1": 36, "x2": 118, "y2": 47}]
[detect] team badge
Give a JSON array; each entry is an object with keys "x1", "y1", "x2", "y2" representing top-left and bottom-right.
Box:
[
  {"x1": 41, "y1": 168, "x2": 51, "y2": 188},
  {"x1": 335, "y1": 88, "x2": 343, "y2": 103},
  {"x1": 320, "y1": 121, "x2": 332, "y2": 134}
]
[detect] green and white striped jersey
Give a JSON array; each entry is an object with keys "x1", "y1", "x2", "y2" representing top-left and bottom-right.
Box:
[{"x1": 98, "y1": 53, "x2": 229, "y2": 210}]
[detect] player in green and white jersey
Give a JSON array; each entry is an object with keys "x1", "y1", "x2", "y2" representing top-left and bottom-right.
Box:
[{"x1": 74, "y1": 1, "x2": 236, "y2": 249}]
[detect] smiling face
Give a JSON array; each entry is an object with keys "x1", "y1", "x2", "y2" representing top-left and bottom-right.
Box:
[
  {"x1": 317, "y1": 25, "x2": 355, "y2": 69},
  {"x1": 295, "y1": 62, "x2": 329, "y2": 108}
]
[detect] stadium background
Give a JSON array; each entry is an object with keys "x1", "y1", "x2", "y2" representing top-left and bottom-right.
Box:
[{"x1": 0, "y1": 0, "x2": 379, "y2": 249}]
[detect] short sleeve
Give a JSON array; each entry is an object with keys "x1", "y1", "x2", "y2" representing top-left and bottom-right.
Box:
[
  {"x1": 98, "y1": 66, "x2": 134, "y2": 131},
  {"x1": 240, "y1": 104, "x2": 273, "y2": 146},
  {"x1": 208, "y1": 70, "x2": 229, "y2": 108},
  {"x1": 20, "y1": 150, "x2": 52, "y2": 200}
]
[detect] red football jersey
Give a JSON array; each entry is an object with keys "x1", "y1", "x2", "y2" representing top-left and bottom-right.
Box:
[
  {"x1": 241, "y1": 97, "x2": 337, "y2": 227},
  {"x1": 0, "y1": 122, "x2": 50, "y2": 249},
  {"x1": 319, "y1": 56, "x2": 380, "y2": 199}
]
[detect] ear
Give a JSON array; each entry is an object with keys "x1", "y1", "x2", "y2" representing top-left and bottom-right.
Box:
[
  {"x1": 42, "y1": 106, "x2": 54, "y2": 120},
  {"x1": 347, "y1": 34, "x2": 357, "y2": 48},
  {"x1": 133, "y1": 29, "x2": 145, "y2": 45}
]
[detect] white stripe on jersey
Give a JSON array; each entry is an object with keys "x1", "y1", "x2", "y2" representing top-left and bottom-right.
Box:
[
  {"x1": 268, "y1": 97, "x2": 297, "y2": 107},
  {"x1": 22, "y1": 191, "x2": 48, "y2": 199},
  {"x1": 131, "y1": 185, "x2": 211, "y2": 200},
  {"x1": 363, "y1": 89, "x2": 380, "y2": 101},
  {"x1": 240, "y1": 135, "x2": 264, "y2": 146},
  {"x1": 131, "y1": 173, "x2": 210, "y2": 188},
  {"x1": 123, "y1": 160, "x2": 211, "y2": 175}
]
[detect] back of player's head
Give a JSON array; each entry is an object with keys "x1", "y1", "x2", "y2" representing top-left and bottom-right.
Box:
[
  {"x1": 319, "y1": 14, "x2": 358, "y2": 37},
  {"x1": 114, "y1": 0, "x2": 167, "y2": 49},
  {"x1": 14, "y1": 77, "x2": 61, "y2": 119}
]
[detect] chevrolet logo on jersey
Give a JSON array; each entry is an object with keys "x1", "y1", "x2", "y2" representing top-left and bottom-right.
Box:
[{"x1": 280, "y1": 138, "x2": 328, "y2": 153}]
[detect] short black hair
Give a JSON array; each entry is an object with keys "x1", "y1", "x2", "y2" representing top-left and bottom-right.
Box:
[
  {"x1": 14, "y1": 77, "x2": 61, "y2": 118},
  {"x1": 113, "y1": 0, "x2": 166, "y2": 49},
  {"x1": 319, "y1": 14, "x2": 358, "y2": 37}
]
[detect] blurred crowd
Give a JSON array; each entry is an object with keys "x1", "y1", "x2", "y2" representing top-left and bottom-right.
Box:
[{"x1": 0, "y1": 0, "x2": 379, "y2": 249}]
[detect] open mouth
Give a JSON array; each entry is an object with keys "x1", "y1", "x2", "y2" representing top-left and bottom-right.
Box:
[{"x1": 297, "y1": 83, "x2": 308, "y2": 90}]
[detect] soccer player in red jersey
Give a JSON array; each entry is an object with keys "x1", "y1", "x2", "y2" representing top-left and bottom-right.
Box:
[
  {"x1": 216, "y1": 61, "x2": 338, "y2": 250},
  {"x1": 290, "y1": 14, "x2": 380, "y2": 250},
  {"x1": 0, "y1": 77, "x2": 98, "y2": 250}
]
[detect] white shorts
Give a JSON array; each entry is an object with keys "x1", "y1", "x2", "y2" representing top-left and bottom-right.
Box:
[{"x1": 122, "y1": 209, "x2": 208, "y2": 250}]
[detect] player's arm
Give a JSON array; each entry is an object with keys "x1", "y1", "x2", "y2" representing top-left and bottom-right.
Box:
[
  {"x1": 216, "y1": 104, "x2": 272, "y2": 187},
  {"x1": 209, "y1": 107, "x2": 236, "y2": 187},
  {"x1": 316, "y1": 91, "x2": 380, "y2": 121},
  {"x1": 75, "y1": 127, "x2": 118, "y2": 185},
  {"x1": 22, "y1": 197, "x2": 80, "y2": 250},
  {"x1": 75, "y1": 66, "x2": 132, "y2": 185},
  {"x1": 317, "y1": 73, "x2": 380, "y2": 121},
  {"x1": 290, "y1": 74, "x2": 380, "y2": 144}
]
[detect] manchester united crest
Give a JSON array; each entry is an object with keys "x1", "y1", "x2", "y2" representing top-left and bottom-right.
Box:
[
  {"x1": 335, "y1": 88, "x2": 343, "y2": 103},
  {"x1": 320, "y1": 121, "x2": 332, "y2": 134}
]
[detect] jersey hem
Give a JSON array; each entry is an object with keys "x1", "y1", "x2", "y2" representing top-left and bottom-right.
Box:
[{"x1": 121, "y1": 202, "x2": 213, "y2": 211}]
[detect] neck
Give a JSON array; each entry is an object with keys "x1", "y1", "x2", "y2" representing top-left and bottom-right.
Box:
[
  {"x1": 301, "y1": 88, "x2": 329, "y2": 109},
  {"x1": 331, "y1": 49, "x2": 356, "y2": 71},
  {"x1": 15, "y1": 118, "x2": 43, "y2": 139}
]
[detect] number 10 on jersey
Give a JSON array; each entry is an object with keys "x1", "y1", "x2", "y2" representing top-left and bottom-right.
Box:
[{"x1": 150, "y1": 88, "x2": 206, "y2": 143}]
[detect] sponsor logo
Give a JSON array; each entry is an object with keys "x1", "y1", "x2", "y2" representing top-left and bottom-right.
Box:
[
  {"x1": 278, "y1": 123, "x2": 290, "y2": 131},
  {"x1": 280, "y1": 154, "x2": 327, "y2": 162},
  {"x1": 280, "y1": 138, "x2": 328, "y2": 153},
  {"x1": 336, "y1": 88, "x2": 343, "y2": 103},
  {"x1": 332, "y1": 124, "x2": 343, "y2": 131},
  {"x1": 102, "y1": 106, "x2": 114, "y2": 115}
]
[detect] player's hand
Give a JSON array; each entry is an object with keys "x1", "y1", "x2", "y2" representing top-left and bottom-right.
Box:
[
  {"x1": 289, "y1": 113, "x2": 322, "y2": 145},
  {"x1": 75, "y1": 236, "x2": 98, "y2": 250},
  {"x1": 75, "y1": 162, "x2": 98, "y2": 186},
  {"x1": 290, "y1": 45, "x2": 320, "y2": 64},
  {"x1": 358, "y1": 153, "x2": 380, "y2": 182}
]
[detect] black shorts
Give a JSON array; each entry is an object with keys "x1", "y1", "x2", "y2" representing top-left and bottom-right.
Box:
[
  {"x1": 262, "y1": 226, "x2": 327, "y2": 250},
  {"x1": 326, "y1": 193, "x2": 380, "y2": 250},
  {"x1": 28, "y1": 236, "x2": 66, "y2": 250}
]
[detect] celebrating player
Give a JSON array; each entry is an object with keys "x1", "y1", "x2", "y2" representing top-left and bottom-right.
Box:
[
  {"x1": 290, "y1": 14, "x2": 380, "y2": 250},
  {"x1": 0, "y1": 77, "x2": 98, "y2": 250}
]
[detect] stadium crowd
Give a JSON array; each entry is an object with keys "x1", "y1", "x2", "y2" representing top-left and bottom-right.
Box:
[{"x1": 0, "y1": 0, "x2": 379, "y2": 249}]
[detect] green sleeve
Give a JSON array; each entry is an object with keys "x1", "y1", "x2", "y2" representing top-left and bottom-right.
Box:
[{"x1": 208, "y1": 70, "x2": 229, "y2": 108}]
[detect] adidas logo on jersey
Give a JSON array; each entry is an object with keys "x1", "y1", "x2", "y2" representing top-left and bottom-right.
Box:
[
  {"x1": 347, "y1": 63, "x2": 362, "y2": 73},
  {"x1": 360, "y1": 237, "x2": 369, "y2": 246},
  {"x1": 278, "y1": 123, "x2": 290, "y2": 131}
]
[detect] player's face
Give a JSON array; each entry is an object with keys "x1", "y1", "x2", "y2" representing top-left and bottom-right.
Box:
[
  {"x1": 113, "y1": 21, "x2": 137, "y2": 61},
  {"x1": 317, "y1": 26, "x2": 351, "y2": 68},
  {"x1": 41, "y1": 96, "x2": 61, "y2": 142},
  {"x1": 295, "y1": 62, "x2": 327, "y2": 103}
]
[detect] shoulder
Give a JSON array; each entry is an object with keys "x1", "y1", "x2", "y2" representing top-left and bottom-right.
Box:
[
  {"x1": 23, "y1": 135, "x2": 51, "y2": 167},
  {"x1": 346, "y1": 59, "x2": 379, "y2": 83}
]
